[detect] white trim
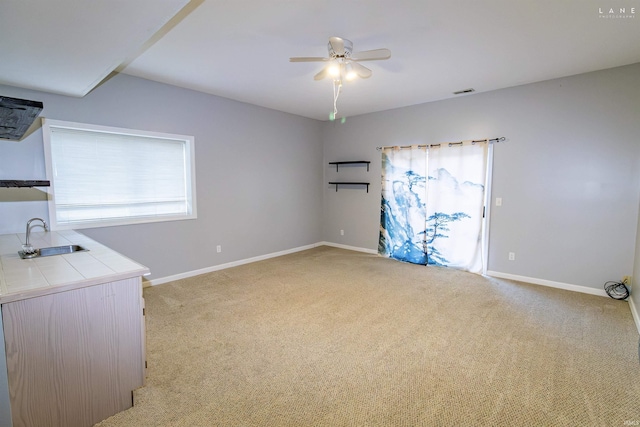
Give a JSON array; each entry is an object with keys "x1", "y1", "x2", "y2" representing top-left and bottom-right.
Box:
[
  {"x1": 145, "y1": 243, "x2": 323, "y2": 286},
  {"x1": 144, "y1": 242, "x2": 377, "y2": 287},
  {"x1": 318, "y1": 241, "x2": 378, "y2": 254},
  {"x1": 486, "y1": 270, "x2": 609, "y2": 297},
  {"x1": 629, "y1": 296, "x2": 640, "y2": 334},
  {"x1": 145, "y1": 246, "x2": 634, "y2": 332}
]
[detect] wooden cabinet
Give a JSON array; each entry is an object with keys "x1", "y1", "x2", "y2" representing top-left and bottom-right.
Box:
[
  {"x1": 0, "y1": 311, "x2": 11, "y2": 427},
  {"x1": 1, "y1": 277, "x2": 145, "y2": 427}
]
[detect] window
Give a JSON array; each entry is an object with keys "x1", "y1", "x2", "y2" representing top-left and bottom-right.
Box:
[{"x1": 42, "y1": 118, "x2": 196, "y2": 230}]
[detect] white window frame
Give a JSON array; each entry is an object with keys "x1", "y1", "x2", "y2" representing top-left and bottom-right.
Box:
[{"x1": 42, "y1": 118, "x2": 197, "y2": 230}]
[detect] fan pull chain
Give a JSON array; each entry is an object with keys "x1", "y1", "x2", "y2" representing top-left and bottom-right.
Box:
[{"x1": 332, "y1": 78, "x2": 342, "y2": 120}]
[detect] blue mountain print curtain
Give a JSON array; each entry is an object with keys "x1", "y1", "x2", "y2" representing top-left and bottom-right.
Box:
[{"x1": 379, "y1": 141, "x2": 489, "y2": 273}]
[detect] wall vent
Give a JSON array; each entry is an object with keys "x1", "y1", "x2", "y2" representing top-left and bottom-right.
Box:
[{"x1": 453, "y1": 88, "x2": 475, "y2": 95}]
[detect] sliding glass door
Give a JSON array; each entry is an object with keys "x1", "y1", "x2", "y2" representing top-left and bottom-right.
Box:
[{"x1": 379, "y1": 141, "x2": 492, "y2": 274}]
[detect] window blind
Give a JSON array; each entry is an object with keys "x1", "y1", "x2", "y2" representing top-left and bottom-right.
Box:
[{"x1": 44, "y1": 120, "x2": 196, "y2": 229}]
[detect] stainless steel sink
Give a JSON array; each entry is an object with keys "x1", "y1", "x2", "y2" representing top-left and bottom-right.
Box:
[{"x1": 19, "y1": 245, "x2": 88, "y2": 259}]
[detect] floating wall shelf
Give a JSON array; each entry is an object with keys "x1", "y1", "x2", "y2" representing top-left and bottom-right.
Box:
[
  {"x1": 328, "y1": 161, "x2": 370, "y2": 172},
  {"x1": 0, "y1": 180, "x2": 50, "y2": 188},
  {"x1": 328, "y1": 182, "x2": 370, "y2": 193},
  {"x1": 328, "y1": 160, "x2": 370, "y2": 192}
]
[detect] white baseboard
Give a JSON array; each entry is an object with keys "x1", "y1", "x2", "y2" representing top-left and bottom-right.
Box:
[
  {"x1": 486, "y1": 270, "x2": 609, "y2": 298},
  {"x1": 145, "y1": 243, "x2": 322, "y2": 286},
  {"x1": 318, "y1": 241, "x2": 378, "y2": 255},
  {"x1": 145, "y1": 241, "x2": 378, "y2": 287},
  {"x1": 148, "y1": 250, "x2": 635, "y2": 333}
]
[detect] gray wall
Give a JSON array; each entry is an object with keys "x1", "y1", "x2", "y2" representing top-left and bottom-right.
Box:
[
  {"x1": 0, "y1": 74, "x2": 324, "y2": 280},
  {"x1": 322, "y1": 63, "x2": 640, "y2": 291},
  {"x1": 2, "y1": 64, "x2": 640, "y2": 294}
]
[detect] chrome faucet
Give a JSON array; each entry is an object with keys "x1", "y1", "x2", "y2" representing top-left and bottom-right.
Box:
[{"x1": 23, "y1": 217, "x2": 48, "y2": 253}]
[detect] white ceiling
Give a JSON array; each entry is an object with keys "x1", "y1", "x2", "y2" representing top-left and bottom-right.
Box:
[
  {"x1": 2, "y1": 1, "x2": 639, "y2": 121},
  {"x1": 0, "y1": 0, "x2": 190, "y2": 97}
]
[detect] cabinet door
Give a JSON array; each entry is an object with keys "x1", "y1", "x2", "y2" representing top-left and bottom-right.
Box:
[
  {"x1": 2, "y1": 277, "x2": 145, "y2": 427},
  {"x1": 0, "y1": 306, "x2": 13, "y2": 427}
]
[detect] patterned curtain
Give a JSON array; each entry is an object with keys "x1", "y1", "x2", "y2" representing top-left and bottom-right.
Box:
[{"x1": 379, "y1": 141, "x2": 489, "y2": 273}]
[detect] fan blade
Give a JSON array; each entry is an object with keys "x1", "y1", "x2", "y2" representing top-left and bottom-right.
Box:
[
  {"x1": 290, "y1": 57, "x2": 329, "y2": 62},
  {"x1": 351, "y1": 48, "x2": 391, "y2": 61},
  {"x1": 351, "y1": 61, "x2": 372, "y2": 79},
  {"x1": 329, "y1": 37, "x2": 345, "y2": 56},
  {"x1": 314, "y1": 66, "x2": 330, "y2": 81}
]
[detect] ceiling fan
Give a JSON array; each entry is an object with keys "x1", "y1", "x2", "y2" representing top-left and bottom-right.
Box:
[
  {"x1": 290, "y1": 37, "x2": 391, "y2": 119},
  {"x1": 290, "y1": 36, "x2": 391, "y2": 81}
]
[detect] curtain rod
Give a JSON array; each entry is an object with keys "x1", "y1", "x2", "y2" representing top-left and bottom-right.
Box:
[{"x1": 375, "y1": 136, "x2": 505, "y2": 151}]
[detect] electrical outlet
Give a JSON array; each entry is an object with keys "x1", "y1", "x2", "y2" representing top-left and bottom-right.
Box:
[
  {"x1": 508, "y1": 252, "x2": 515, "y2": 261},
  {"x1": 216, "y1": 245, "x2": 222, "y2": 253},
  {"x1": 496, "y1": 197, "x2": 502, "y2": 206},
  {"x1": 623, "y1": 275, "x2": 632, "y2": 287},
  {"x1": 340, "y1": 229, "x2": 344, "y2": 236}
]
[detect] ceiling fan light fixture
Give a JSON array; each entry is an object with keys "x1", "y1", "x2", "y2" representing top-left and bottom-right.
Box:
[
  {"x1": 344, "y1": 63, "x2": 358, "y2": 81},
  {"x1": 327, "y1": 62, "x2": 341, "y2": 78},
  {"x1": 290, "y1": 36, "x2": 391, "y2": 120}
]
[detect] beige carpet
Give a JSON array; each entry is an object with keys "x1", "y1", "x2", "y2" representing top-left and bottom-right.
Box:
[{"x1": 96, "y1": 246, "x2": 640, "y2": 426}]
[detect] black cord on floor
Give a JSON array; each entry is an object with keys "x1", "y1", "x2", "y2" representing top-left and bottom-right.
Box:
[{"x1": 604, "y1": 281, "x2": 629, "y2": 300}]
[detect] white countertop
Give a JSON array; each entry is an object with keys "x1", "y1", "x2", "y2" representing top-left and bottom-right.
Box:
[{"x1": 0, "y1": 230, "x2": 150, "y2": 304}]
